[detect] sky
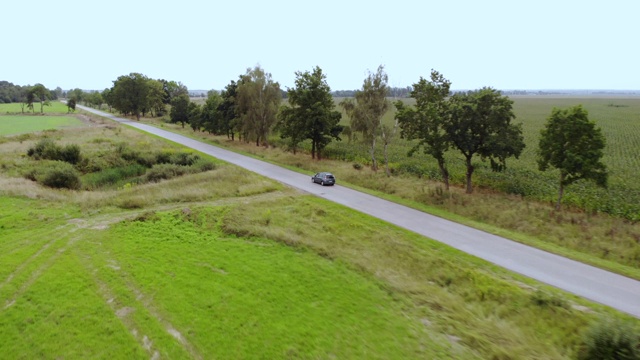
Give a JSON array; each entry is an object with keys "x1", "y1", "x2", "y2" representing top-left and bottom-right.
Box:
[{"x1": 3, "y1": 0, "x2": 638, "y2": 92}]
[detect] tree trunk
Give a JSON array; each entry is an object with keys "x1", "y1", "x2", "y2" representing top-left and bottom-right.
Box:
[
  {"x1": 556, "y1": 173, "x2": 565, "y2": 210},
  {"x1": 465, "y1": 155, "x2": 474, "y2": 194},
  {"x1": 311, "y1": 141, "x2": 316, "y2": 159},
  {"x1": 437, "y1": 158, "x2": 450, "y2": 190},
  {"x1": 383, "y1": 142, "x2": 390, "y2": 177},
  {"x1": 370, "y1": 137, "x2": 377, "y2": 171}
]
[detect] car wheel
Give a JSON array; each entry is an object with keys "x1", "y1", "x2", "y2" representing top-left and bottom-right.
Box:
[{"x1": 321, "y1": 180, "x2": 324, "y2": 186}]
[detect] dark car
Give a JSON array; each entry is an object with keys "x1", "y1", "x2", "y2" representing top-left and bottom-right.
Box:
[{"x1": 311, "y1": 172, "x2": 336, "y2": 186}]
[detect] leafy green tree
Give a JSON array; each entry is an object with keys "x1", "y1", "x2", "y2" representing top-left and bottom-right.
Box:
[
  {"x1": 68, "y1": 88, "x2": 84, "y2": 103},
  {"x1": 30, "y1": 84, "x2": 50, "y2": 114},
  {"x1": 236, "y1": 65, "x2": 282, "y2": 146},
  {"x1": 24, "y1": 88, "x2": 36, "y2": 113},
  {"x1": 340, "y1": 65, "x2": 390, "y2": 170},
  {"x1": 170, "y1": 93, "x2": 190, "y2": 128},
  {"x1": 396, "y1": 70, "x2": 452, "y2": 188},
  {"x1": 110, "y1": 72, "x2": 150, "y2": 120},
  {"x1": 67, "y1": 98, "x2": 76, "y2": 113},
  {"x1": 218, "y1": 80, "x2": 239, "y2": 140},
  {"x1": 447, "y1": 88, "x2": 525, "y2": 194},
  {"x1": 538, "y1": 105, "x2": 607, "y2": 210},
  {"x1": 200, "y1": 91, "x2": 222, "y2": 134},
  {"x1": 188, "y1": 101, "x2": 202, "y2": 132},
  {"x1": 277, "y1": 66, "x2": 342, "y2": 159},
  {"x1": 146, "y1": 79, "x2": 166, "y2": 117},
  {"x1": 161, "y1": 79, "x2": 188, "y2": 104},
  {"x1": 102, "y1": 88, "x2": 113, "y2": 112}
]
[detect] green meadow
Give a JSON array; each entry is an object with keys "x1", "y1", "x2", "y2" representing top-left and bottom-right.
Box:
[
  {"x1": 1, "y1": 114, "x2": 638, "y2": 359},
  {"x1": 0, "y1": 101, "x2": 69, "y2": 114},
  {"x1": 0, "y1": 102, "x2": 83, "y2": 136}
]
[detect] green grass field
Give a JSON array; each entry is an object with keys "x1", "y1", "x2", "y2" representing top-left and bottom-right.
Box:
[
  {"x1": 0, "y1": 101, "x2": 84, "y2": 136},
  {"x1": 0, "y1": 101, "x2": 69, "y2": 114},
  {"x1": 0, "y1": 116, "x2": 85, "y2": 136},
  {"x1": 2, "y1": 119, "x2": 638, "y2": 359}
]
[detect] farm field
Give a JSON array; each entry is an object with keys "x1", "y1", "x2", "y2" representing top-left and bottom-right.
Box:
[
  {"x1": 325, "y1": 96, "x2": 640, "y2": 220},
  {"x1": 1, "y1": 118, "x2": 637, "y2": 359},
  {"x1": 0, "y1": 102, "x2": 84, "y2": 136}
]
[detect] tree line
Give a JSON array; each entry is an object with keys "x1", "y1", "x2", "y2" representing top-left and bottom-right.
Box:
[
  {"x1": 0, "y1": 81, "x2": 61, "y2": 113},
  {"x1": 2, "y1": 64, "x2": 608, "y2": 210}
]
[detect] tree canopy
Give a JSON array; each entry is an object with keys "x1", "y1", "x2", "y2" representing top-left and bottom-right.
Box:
[
  {"x1": 236, "y1": 66, "x2": 281, "y2": 146},
  {"x1": 277, "y1": 66, "x2": 342, "y2": 159},
  {"x1": 340, "y1": 65, "x2": 390, "y2": 170},
  {"x1": 396, "y1": 70, "x2": 452, "y2": 189},
  {"x1": 447, "y1": 88, "x2": 525, "y2": 193},
  {"x1": 110, "y1": 73, "x2": 150, "y2": 120},
  {"x1": 537, "y1": 105, "x2": 607, "y2": 210}
]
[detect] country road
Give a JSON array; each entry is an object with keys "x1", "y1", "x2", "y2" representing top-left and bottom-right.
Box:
[{"x1": 78, "y1": 105, "x2": 640, "y2": 319}]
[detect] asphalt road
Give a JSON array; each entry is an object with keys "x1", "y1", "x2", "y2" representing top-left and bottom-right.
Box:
[{"x1": 78, "y1": 105, "x2": 640, "y2": 318}]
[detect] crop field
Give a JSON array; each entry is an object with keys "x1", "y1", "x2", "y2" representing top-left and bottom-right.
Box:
[{"x1": 323, "y1": 96, "x2": 640, "y2": 220}]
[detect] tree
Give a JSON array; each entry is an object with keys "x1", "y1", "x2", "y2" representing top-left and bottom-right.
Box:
[
  {"x1": 537, "y1": 105, "x2": 607, "y2": 210},
  {"x1": 396, "y1": 70, "x2": 452, "y2": 188},
  {"x1": 236, "y1": 65, "x2": 281, "y2": 146},
  {"x1": 170, "y1": 93, "x2": 190, "y2": 128},
  {"x1": 447, "y1": 88, "x2": 525, "y2": 194},
  {"x1": 277, "y1": 66, "x2": 342, "y2": 159},
  {"x1": 67, "y1": 98, "x2": 76, "y2": 113},
  {"x1": 188, "y1": 102, "x2": 202, "y2": 132},
  {"x1": 146, "y1": 79, "x2": 166, "y2": 117},
  {"x1": 68, "y1": 88, "x2": 84, "y2": 103},
  {"x1": 218, "y1": 80, "x2": 239, "y2": 140},
  {"x1": 340, "y1": 65, "x2": 390, "y2": 170},
  {"x1": 24, "y1": 88, "x2": 35, "y2": 113},
  {"x1": 200, "y1": 91, "x2": 222, "y2": 134},
  {"x1": 30, "y1": 84, "x2": 50, "y2": 114},
  {"x1": 110, "y1": 72, "x2": 150, "y2": 120},
  {"x1": 161, "y1": 79, "x2": 188, "y2": 104}
]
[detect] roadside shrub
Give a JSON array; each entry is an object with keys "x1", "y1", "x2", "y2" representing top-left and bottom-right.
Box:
[
  {"x1": 27, "y1": 138, "x2": 82, "y2": 164},
  {"x1": 144, "y1": 164, "x2": 189, "y2": 183},
  {"x1": 27, "y1": 138, "x2": 60, "y2": 160},
  {"x1": 59, "y1": 144, "x2": 81, "y2": 164},
  {"x1": 172, "y1": 152, "x2": 200, "y2": 166},
  {"x1": 39, "y1": 162, "x2": 82, "y2": 190},
  {"x1": 578, "y1": 318, "x2": 640, "y2": 360},
  {"x1": 82, "y1": 164, "x2": 147, "y2": 189},
  {"x1": 193, "y1": 159, "x2": 216, "y2": 172},
  {"x1": 155, "y1": 150, "x2": 173, "y2": 164}
]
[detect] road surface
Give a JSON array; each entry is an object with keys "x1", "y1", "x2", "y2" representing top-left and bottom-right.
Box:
[{"x1": 78, "y1": 105, "x2": 640, "y2": 318}]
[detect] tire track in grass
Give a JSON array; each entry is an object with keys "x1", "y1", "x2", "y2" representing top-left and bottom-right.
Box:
[
  {"x1": 77, "y1": 242, "x2": 203, "y2": 360},
  {"x1": 0, "y1": 229, "x2": 76, "y2": 309},
  {"x1": 79, "y1": 255, "x2": 162, "y2": 360}
]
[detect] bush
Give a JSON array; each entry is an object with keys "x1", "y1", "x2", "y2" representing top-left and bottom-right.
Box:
[
  {"x1": 27, "y1": 138, "x2": 60, "y2": 160},
  {"x1": 144, "y1": 164, "x2": 189, "y2": 183},
  {"x1": 27, "y1": 138, "x2": 82, "y2": 165},
  {"x1": 578, "y1": 318, "x2": 640, "y2": 360},
  {"x1": 59, "y1": 144, "x2": 81, "y2": 164},
  {"x1": 82, "y1": 164, "x2": 147, "y2": 189},
  {"x1": 39, "y1": 162, "x2": 82, "y2": 190}
]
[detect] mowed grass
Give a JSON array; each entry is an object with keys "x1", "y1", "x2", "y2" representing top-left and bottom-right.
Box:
[
  {"x1": 0, "y1": 116, "x2": 85, "y2": 136},
  {"x1": 0, "y1": 101, "x2": 69, "y2": 114}
]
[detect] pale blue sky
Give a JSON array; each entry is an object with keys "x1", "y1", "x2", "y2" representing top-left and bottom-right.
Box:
[{"x1": 3, "y1": 0, "x2": 638, "y2": 91}]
